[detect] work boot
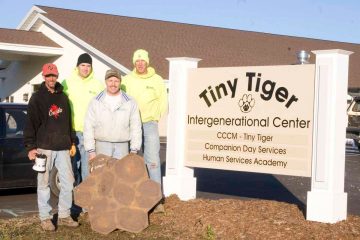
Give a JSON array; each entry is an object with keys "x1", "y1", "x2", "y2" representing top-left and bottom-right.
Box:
[
  {"x1": 58, "y1": 216, "x2": 79, "y2": 227},
  {"x1": 40, "y1": 219, "x2": 55, "y2": 231},
  {"x1": 153, "y1": 203, "x2": 165, "y2": 213}
]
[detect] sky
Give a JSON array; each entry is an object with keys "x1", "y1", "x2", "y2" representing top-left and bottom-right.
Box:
[{"x1": 0, "y1": 0, "x2": 359, "y2": 44}]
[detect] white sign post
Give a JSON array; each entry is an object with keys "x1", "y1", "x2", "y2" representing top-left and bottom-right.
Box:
[
  {"x1": 307, "y1": 49, "x2": 353, "y2": 223},
  {"x1": 163, "y1": 57, "x2": 201, "y2": 200},
  {"x1": 163, "y1": 49, "x2": 352, "y2": 224}
]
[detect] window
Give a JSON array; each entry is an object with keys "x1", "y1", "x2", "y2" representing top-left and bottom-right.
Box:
[
  {"x1": 33, "y1": 84, "x2": 41, "y2": 93},
  {"x1": 5, "y1": 109, "x2": 27, "y2": 138},
  {"x1": 23, "y1": 93, "x2": 29, "y2": 102},
  {"x1": 352, "y1": 101, "x2": 360, "y2": 112}
]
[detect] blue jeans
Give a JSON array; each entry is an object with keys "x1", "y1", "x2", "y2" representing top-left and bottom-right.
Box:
[
  {"x1": 72, "y1": 132, "x2": 88, "y2": 185},
  {"x1": 37, "y1": 149, "x2": 74, "y2": 221},
  {"x1": 96, "y1": 141, "x2": 129, "y2": 159},
  {"x1": 143, "y1": 121, "x2": 161, "y2": 185}
]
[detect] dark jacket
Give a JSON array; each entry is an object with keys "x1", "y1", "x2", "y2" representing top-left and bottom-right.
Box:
[{"x1": 24, "y1": 82, "x2": 75, "y2": 151}]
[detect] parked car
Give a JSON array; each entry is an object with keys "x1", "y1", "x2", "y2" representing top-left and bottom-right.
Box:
[
  {"x1": 348, "y1": 96, "x2": 360, "y2": 128},
  {"x1": 347, "y1": 96, "x2": 360, "y2": 149},
  {"x1": 0, "y1": 103, "x2": 60, "y2": 196}
]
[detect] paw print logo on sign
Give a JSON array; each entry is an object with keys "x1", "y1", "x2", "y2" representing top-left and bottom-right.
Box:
[{"x1": 238, "y1": 94, "x2": 255, "y2": 113}]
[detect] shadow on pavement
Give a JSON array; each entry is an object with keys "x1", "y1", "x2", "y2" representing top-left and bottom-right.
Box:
[
  {"x1": 194, "y1": 168, "x2": 306, "y2": 214},
  {"x1": 0, "y1": 187, "x2": 36, "y2": 196}
]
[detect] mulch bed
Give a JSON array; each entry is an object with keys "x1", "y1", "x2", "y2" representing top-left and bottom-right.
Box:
[{"x1": 1, "y1": 194, "x2": 359, "y2": 239}]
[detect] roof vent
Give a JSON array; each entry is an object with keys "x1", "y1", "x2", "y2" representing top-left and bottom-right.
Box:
[{"x1": 296, "y1": 50, "x2": 310, "y2": 64}]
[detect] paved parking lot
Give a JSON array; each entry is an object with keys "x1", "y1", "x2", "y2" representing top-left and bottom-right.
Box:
[
  {"x1": 1, "y1": 144, "x2": 359, "y2": 219},
  {"x1": 195, "y1": 145, "x2": 360, "y2": 216}
]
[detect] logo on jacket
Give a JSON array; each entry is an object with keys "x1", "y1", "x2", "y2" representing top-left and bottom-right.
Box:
[{"x1": 49, "y1": 104, "x2": 63, "y2": 118}]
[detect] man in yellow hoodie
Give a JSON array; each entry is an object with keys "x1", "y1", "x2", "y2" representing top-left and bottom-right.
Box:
[
  {"x1": 122, "y1": 49, "x2": 167, "y2": 212},
  {"x1": 62, "y1": 53, "x2": 104, "y2": 185}
]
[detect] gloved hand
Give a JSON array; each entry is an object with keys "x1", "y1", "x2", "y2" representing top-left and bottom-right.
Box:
[{"x1": 69, "y1": 144, "x2": 76, "y2": 157}]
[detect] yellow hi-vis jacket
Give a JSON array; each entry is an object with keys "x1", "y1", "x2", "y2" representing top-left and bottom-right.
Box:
[
  {"x1": 122, "y1": 67, "x2": 168, "y2": 123},
  {"x1": 61, "y1": 68, "x2": 104, "y2": 132}
]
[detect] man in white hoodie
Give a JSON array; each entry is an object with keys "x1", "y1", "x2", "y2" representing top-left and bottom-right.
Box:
[{"x1": 84, "y1": 69, "x2": 142, "y2": 160}]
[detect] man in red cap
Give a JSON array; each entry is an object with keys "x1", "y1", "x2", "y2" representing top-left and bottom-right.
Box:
[{"x1": 24, "y1": 63, "x2": 78, "y2": 231}]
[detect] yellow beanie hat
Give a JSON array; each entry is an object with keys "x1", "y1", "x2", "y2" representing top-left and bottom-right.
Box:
[{"x1": 132, "y1": 49, "x2": 149, "y2": 65}]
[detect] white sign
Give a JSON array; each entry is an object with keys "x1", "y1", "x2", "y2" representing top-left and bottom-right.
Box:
[{"x1": 185, "y1": 65, "x2": 315, "y2": 177}]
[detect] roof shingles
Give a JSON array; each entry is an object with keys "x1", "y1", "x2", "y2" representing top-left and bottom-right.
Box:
[
  {"x1": 0, "y1": 28, "x2": 61, "y2": 48},
  {"x1": 37, "y1": 6, "x2": 360, "y2": 88}
]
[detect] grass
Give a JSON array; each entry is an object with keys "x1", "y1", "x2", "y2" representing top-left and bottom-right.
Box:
[{"x1": 204, "y1": 225, "x2": 216, "y2": 240}]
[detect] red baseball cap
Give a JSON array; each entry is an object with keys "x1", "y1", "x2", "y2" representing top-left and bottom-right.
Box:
[{"x1": 42, "y1": 63, "x2": 59, "y2": 76}]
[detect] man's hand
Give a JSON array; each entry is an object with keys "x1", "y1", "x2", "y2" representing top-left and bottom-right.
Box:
[
  {"x1": 88, "y1": 152, "x2": 96, "y2": 173},
  {"x1": 89, "y1": 152, "x2": 96, "y2": 161},
  {"x1": 28, "y1": 149, "x2": 38, "y2": 161},
  {"x1": 69, "y1": 144, "x2": 76, "y2": 157},
  {"x1": 129, "y1": 150, "x2": 138, "y2": 155}
]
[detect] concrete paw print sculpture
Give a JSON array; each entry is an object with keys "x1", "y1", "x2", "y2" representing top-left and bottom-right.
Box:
[{"x1": 74, "y1": 154, "x2": 162, "y2": 234}]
